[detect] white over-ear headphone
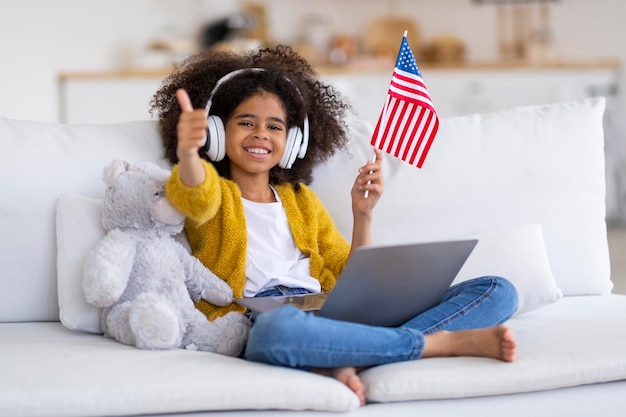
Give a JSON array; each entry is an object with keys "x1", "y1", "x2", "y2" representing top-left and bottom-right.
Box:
[{"x1": 203, "y1": 68, "x2": 309, "y2": 169}]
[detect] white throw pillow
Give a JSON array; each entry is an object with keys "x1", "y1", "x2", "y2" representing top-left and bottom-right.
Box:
[
  {"x1": 311, "y1": 98, "x2": 611, "y2": 297},
  {"x1": 453, "y1": 224, "x2": 562, "y2": 315},
  {"x1": 56, "y1": 195, "x2": 104, "y2": 333},
  {"x1": 56, "y1": 194, "x2": 193, "y2": 334}
]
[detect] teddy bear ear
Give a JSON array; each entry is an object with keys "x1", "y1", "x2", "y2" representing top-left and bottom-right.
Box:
[{"x1": 102, "y1": 159, "x2": 132, "y2": 187}]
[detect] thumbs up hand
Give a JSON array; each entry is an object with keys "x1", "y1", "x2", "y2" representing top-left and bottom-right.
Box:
[
  {"x1": 176, "y1": 88, "x2": 208, "y2": 161},
  {"x1": 174, "y1": 89, "x2": 209, "y2": 187}
]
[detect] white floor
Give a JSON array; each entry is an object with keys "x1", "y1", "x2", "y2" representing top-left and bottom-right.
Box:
[{"x1": 608, "y1": 225, "x2": 626, "y2": 294}]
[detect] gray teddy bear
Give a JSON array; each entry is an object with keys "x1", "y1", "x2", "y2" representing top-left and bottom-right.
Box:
[{"x1": 83, "y1": 159, "x2": 249, "y2": 356}]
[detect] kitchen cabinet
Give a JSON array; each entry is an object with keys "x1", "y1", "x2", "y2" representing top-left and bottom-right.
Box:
[{"x1": 58, "y1": 60, "x2": 619, "y2": 125}]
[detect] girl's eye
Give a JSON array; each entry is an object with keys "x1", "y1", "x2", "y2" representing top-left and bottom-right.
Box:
[
  {"x1": 269, "y1": 124, "x2": 283, "y2": 131},
  {"x1": 239, "y1": 121, "x2": 253, "y2": 127}
]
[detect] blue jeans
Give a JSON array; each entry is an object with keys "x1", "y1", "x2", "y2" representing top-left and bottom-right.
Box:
[{"x1": 244, "y1": 276, "x2": 518, "y2": 369}]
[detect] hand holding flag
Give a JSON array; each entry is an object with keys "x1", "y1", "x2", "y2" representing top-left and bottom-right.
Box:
[{"x1": 370, "y1": 31, "x2": 439, "y2": 169}]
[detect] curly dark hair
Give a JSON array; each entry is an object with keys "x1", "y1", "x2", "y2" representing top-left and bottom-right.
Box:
[{"x1": 150, "y1": 45, "x2": 351, "y2": 187}]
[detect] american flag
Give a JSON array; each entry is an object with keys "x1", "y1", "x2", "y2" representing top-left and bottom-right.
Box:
[{"x1": 371, "y1": 33, "x2": 439, "y2": 168}]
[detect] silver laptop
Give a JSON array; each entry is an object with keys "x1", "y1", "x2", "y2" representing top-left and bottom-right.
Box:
[{"x1": 236, "y1": 239, "x2": 478, "y2": 327}]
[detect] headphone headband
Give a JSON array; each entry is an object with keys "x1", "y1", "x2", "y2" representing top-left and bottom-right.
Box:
[{"x1": 204, "y1": 68, "x2": 264, "y2": 115}]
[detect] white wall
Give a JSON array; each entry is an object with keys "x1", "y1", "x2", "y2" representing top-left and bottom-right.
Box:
[
  {"x1": 0, "y1": 0, "x2": 625, "y2": 122},
  {"x1": 0, "y1": 0, "x2": 238, "y2": 122}
]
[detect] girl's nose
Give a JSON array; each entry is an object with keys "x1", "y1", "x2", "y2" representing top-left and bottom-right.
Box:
[{"x1": 252, "y1": 128, "x2": 269, "y2": 140}]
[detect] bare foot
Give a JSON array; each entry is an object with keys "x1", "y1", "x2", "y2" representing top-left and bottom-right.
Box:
[
  {"x1": 422, "y1": 325, "x2": 517, "y2": 362},
  {"x1": 311, "y1": 366, "x2": 366, "y2": 406}
]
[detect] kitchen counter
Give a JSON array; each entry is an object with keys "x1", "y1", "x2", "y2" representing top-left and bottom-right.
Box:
[
  {"x1": 57, "y1": 57, "x2": 620, "y2": 124},
  {"x1": 57, "y1": 57, "x2": 620, "y2": 81}
]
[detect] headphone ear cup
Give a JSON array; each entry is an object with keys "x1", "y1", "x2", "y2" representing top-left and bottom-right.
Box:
[
  {"x1": 297, "y1": 116, "x2": 309, "y2": 159},
  {"x1": 279, "y1": 127, "x2": 303, "y2": 169},
  {"x1": 278, "y1": 127, "x2": 295, "y2": 169},
  {"x1": 206, "y1": 115, "x2": 226, "y2": 161}
]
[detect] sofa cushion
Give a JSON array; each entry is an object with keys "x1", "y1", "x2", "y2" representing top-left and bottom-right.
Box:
[
  {"x1": 0, "y1": 117, "x2": 167, "y2": 322},
  {"x1": 310, "y1": 98, "x2": 611, "y2": 297},
  {"x1": 0, "y1": 98, "x2": 609, "y2": 323}
]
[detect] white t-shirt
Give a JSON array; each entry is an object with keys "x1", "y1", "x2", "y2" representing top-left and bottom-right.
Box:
[{"x1": 242, "y1": 189, "x2": 321, "y2": 297}]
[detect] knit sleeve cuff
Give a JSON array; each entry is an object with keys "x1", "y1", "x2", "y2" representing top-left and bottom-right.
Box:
[{"x1": 166, "y1": 159, "x2": 221, "y2": 224}]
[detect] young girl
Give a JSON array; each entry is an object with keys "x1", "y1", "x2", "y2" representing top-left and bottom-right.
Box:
[{"x1": 151, "y1": 45, "x2": 518, "y2": 405}]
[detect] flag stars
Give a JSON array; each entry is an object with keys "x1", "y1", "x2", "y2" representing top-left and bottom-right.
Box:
[{"x1": 396, "y1": 40, "x2": 420, "y2": 74}]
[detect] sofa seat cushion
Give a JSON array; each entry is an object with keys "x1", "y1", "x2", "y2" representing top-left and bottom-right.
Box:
[
  {"x1": 3, "y1": 296, "x2": 625, "y2": 416},
  {"x1": 361, "y1": 294, "x2": 626, "y2": 402},
  {"x1": 0, "y1": 323, "x2": 360, "y2": 417}
]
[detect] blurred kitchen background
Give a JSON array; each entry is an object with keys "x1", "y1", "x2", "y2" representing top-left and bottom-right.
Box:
[
  {"x1": 1, "y1": 1, "x2": 624, "y2": 118},
  {"x1": 0, "y1": 1, "x2": 624, "y2": 203},
  {"x1": 0, "y1": 0, "x2": 624, "y2": 291}
]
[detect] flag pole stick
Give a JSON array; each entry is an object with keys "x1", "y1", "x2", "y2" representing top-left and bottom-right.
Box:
[
  {"x1": 365, "y1": 30, "x2": 407, "y2": 199},
  {"x1": 364, "y1": 95, "x2": 389, "y2": 199}
]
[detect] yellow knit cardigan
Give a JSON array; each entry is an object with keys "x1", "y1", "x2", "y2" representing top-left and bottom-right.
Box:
[{"x1": 166, "y1": 159, "x2": 350, "y2": 321}]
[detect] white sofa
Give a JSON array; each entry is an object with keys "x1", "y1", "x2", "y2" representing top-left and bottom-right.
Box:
[{"x1": 2, "y1": 97, "x2": 626, "y2": 417}]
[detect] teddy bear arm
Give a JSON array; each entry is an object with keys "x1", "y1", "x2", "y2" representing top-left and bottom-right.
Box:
[
  {"x1": 83, "y1": 230, "x2": 137, "y2": 307},
  {"x1": 175, "y1": 244, "x2": 233, "y2": 306}
]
